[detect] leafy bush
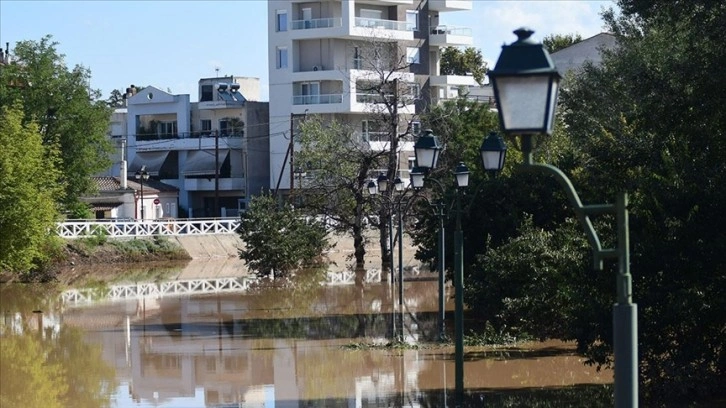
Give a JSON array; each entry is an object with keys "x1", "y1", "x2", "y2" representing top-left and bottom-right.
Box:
[{"x1": 238, "y1": 194, "x2": 332, "y2": 278}]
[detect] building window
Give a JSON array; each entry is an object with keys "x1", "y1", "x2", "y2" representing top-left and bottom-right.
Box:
[
  {"x1": 406, "y1": 10, "x2": 418, "y2": 31},
  {"x1": 411, "y1": 121, "x2": 421, "y2": 135},
  {"x1": 200, "y1": 85, "x2": 213, "y2": 102},
  {"x1": 158, "y1": 121, "x2": 177, "y2": 137},
  {"x1": 406, "y1": 47, "x2": 420, "y2": 64},
  {"x1": 276, "y1": 10, "x2": 288, "y2": 32},
  {"x1": 219, "y1": 119, "x2": 229, "y2": 136},
  {"x1": 300, "y1": 82, "x2": 320, "y2": 104},
  {"x1": 362, "y1": 120, "x2": 384, "y2": 141},
  {"x1": 353, "y1": 47, "x2": 362, "y2": 69},
  {"x1": 276, "y1": 47, "x2": 288, "y2": 69},
  {"x1": 200, "y1": 119, "x2": 212, "y2": 136},
  {"x1": 408, "y1": 156, "x2": 416, "y2": 169}
]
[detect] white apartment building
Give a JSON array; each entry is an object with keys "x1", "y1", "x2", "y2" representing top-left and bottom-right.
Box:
[
  {"x1": 106, "y1": 78, "x2": 269, "y2": 219},
  {"x1": 267, "y1": 0, "x2": 475, "y2": 193}
]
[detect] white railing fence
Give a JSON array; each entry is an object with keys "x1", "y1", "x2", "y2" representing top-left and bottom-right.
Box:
[{"x1": 57, "y1": 218, "x2": 241, "y2": 239}]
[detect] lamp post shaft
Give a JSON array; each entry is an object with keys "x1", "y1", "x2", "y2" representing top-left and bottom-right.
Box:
[
  {"x1": 398, "y1": 202, "x2": 404, "y2": 341},
  {"x1": 454, "y1": 192, "x2": 464, "y2": 406},
  {"x1": 140, "y1": 181, "x2": 145, "y2": 220},
  {"x1": 437, "y1": 203, "x2": 446, "y2": 341},
  {"x1": 615, "y1": 192, "x2": 638, "y2": 408}
]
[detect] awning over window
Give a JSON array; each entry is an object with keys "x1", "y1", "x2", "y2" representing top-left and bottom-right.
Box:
[
  {"x1": 128, "y1": 151, "x2": 170, "y2": 176},
  {"x1": 183, "y1": 150, "x2": 229, "y2": 176}
]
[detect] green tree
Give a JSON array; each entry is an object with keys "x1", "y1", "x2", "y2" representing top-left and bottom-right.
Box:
[
  {"x1": 542, "y1": 33, "x2": 583, "y2": 53},
  {"x1": 294, "y1": 38, "x2": 421, "y2": 274},
  {"x1": 0, "y1": 104, "x2": 64, "y2": 274},
  {"x1": 105, "y1": 89, "x2": 124, "y2": 107},
  {"x1": 238, "y1": 194, "x2": 331, "y2": 278},
  {"x1": 295, "y1": 116, "x2": 386, "y2": 272},
  {"x1": 555, "y1": 1, "x2": 726, "y2": 402},
  {"x1": 0, "y1": 35, "x2": 113, "y2": 210},
  {"x1": 440, "y1": 47, "x2": 487, "y2": 85}
]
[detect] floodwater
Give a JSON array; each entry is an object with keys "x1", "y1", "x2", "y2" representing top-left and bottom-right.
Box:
[{"x1": 0, "y1": 262, "x2": 613, "y2": 407}]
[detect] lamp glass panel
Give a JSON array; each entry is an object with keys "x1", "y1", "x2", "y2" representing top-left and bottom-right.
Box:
[
  {"x1": 367, "y1": 182, "x2": 377, "y2": 195},
  {"x1": 546, "y1": 80, "x2": 560, "y2": 134},
  {"x1": 378, "y1": 178, "x2": 388, "y2": 193},
  {"x1": 455, "y1": 172, "x2": 469, "y2": 188},
  {"x1": 415, "y1": 148, "x2": 436, "y2": 170},
  {"x1": 496, "y1": 75, "x2": 552, "y2": 132},
  {"x1": 411, "y1": 172, "x2": 425, "y2": 188},
  {"x1": 481, "y1": 151, "x2": 505, "y2": 171}
]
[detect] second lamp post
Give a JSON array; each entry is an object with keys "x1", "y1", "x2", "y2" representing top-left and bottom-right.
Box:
[
  {"x1": 412, "y1": 129, "x2": 507, "y2": 406},
  {"x1": 135, "y1": 165, "x2": 150, "y2": 220}
]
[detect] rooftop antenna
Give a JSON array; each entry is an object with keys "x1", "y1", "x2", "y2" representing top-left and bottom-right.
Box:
[{"x1": 215, "y1": 66, "x2": 220, "y2": 77}]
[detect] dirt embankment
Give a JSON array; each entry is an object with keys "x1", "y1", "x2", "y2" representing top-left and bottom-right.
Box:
[{"x1": 1, "y1": 237, "x2": 191, "y2": 285}]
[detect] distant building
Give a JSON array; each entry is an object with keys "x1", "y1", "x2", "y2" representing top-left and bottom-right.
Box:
[
  {"x1": 104, "y1": 78, "x2": 269, "y2": 219},
  {"x1": 82, "y1": 177, "x2": 179, "y2": 220},
  {"x1": 550, "y1": 32, "x2": 617, "y2": 77},
  {"x1": 267, "y1": 0, "x2": 476, "y2": 196}
]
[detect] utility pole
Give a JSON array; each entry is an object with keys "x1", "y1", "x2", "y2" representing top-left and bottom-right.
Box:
[
  {"x1": 288, "y1": 111, "x2": 308, "y2": 204},
  {"x1": 214, "y1": 129, "x2": 220, "y2": 217},
  {"x1": 289, "y1": 113, "x2": 295, "y2": 202}
]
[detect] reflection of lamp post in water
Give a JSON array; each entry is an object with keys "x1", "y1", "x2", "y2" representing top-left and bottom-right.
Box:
[{"x1": 135, "y1": 165, "x2": 150, "y2": 220}]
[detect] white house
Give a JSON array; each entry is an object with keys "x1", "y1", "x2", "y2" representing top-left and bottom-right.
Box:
[{"x1": 106, "y1": 78, "x2": 269, "y2": 219}]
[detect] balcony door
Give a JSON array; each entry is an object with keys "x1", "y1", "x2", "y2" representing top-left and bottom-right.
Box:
[
  {"x1": 301, "y1": 82, "x2": 320, "y2": 104},
  {"x1": 302, "y1": 8, "x2": 312, "y2": 28}
]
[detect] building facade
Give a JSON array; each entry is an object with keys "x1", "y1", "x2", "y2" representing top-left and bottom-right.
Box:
[
  {"x1": 107, "y1": 78, "x2": 269, "y2": 219},
  {"x1": 267, "y1": 0, "x2": 474, "y2": 193}
]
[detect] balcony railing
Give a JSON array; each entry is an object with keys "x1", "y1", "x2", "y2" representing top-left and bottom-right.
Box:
[
  {"x1": 134, "y1": 130, "x2": 244, "y2": 141},
  {"x1": 430, "y1": 25, "x2": 472, "y2": 36},
  {"x1": 292, "y1": 94, "x2": 343, "y2": 105},
  {"x1": 291, "y1": 18, "x2": 341, "y2": 30},
  {"x1": 355, "y1": 17, "x2": 413, "y2": 31}
]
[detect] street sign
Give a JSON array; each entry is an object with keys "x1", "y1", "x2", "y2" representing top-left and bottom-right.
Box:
[{"x1": 153, "y1": 198, "x2": 160, "y2": 205}]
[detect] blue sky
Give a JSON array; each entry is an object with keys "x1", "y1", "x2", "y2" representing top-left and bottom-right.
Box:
[{"x1": 0, "y1": 1, "x2": 615, "y2": 102}]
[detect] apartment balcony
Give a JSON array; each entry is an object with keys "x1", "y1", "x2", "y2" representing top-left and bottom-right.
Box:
[
  {"x1": 429, "y1": 0, "x2": 473, "y2": 12},
  {"x1": 135, "y1": 132, "x2": 245, "y2": 152},
  {"x1": 292, "y1": 93, "x2": 343, "y2": 105},
  {"x1": 349, "y1": 17, "x2": 414, "y2": 41},
  {"x1": 429, "y1": 25, "x2": 473, "y2": 47},
  {"x1": 430, "y1": 74, "x2": 478, "y2": 88},
  {"x1": 183, "y1": 177, "x2": 245, "y2": 192},
  {"x1": 291, "y1": 17, "x2": 341, "y2": 30}
]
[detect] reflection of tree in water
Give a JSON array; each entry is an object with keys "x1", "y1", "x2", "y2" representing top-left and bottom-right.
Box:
[
  {"x1": 0, "y1": 287, "x2": 117, "y2": 408},
  {"x1": 240, "y1": 268, "x2": 395, "y2": 340}
]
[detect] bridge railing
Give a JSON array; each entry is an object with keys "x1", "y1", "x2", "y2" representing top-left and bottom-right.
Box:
[{"x1": 56, "y1": 218, "x2": 241, "y2": 239}]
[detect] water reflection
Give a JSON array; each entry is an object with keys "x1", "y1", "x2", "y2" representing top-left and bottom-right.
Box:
[{"x1": 1, "y1": 275, "x2": 613, "y2": 407}]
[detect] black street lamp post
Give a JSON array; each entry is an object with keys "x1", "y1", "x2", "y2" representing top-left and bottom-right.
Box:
[
  {"x1": 135, "y1": 165, "x2": 150, "y2": 220},
  {"x1": 489, "y1": 27, "x2": 637, "y2": 408}
]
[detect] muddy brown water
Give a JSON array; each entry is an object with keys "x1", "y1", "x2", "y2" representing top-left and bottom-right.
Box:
[{"x1": 0, "y1": 263, "x2": 612, "y2": 407}]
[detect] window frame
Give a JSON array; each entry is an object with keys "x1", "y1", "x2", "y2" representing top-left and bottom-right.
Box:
[
  {"x1": 276, "y1": 47, "x2": 288, "y2": 69},
  {"x1": 276, "y1": 10, "x2": 288, "y2": 32}
]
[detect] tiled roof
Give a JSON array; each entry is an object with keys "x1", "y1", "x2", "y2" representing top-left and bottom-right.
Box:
[
  {"x1": 94, "y1": 177, "x2": 124, "y2": 191},
  {"x1": 92, "y1": 177, "x2": 179, "y2": 193}
]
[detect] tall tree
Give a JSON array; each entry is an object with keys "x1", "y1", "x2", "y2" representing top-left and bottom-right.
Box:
[
  {"x1": 559, "y1": 2, "x2": 726, "y2": 402},
  {"x1": 0, "y1": 35, "x2": 113, "y2": 211},
  {"x1": 0, "y1": 104, "x2": 64, "y2": 274},
  {"x1": 295, "y1": 116, "x2": 386, "y2": 272},
  {"x1": 440, "y1": 47, "x2": 487, "y2": 85},
  {"x1": 542, "y1": 33, "x2": 583, "y2": 53},
  {"x1": 295, "y1": 37, "x2": 421, "y2": 273}
]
